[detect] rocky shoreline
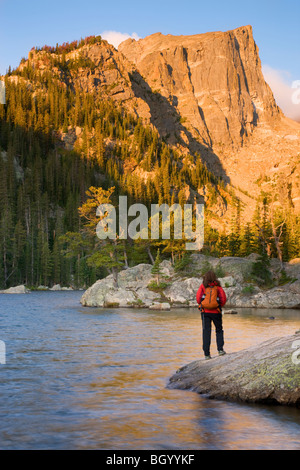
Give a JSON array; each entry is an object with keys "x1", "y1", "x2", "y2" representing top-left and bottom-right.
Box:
[
  {"x1": 2, "y1": 254, "x2": 300, "y2": 309},
  {"x1": 167, "y1": 332, "x2": 300, "y2": 406},
  {"x1": 80, "y1": 254, "x2": 300, "y2": 310},
  {"x1": 0, "y1": 284, "x2": 75, "y2": 294}
]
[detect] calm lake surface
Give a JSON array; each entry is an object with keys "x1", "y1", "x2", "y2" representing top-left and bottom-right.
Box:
[{"x1": 0, "y1": 291, "x2": 299, "y2": 450}]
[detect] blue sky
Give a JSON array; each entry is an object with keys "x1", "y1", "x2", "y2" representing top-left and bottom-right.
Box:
[{"x1": 1, "y1": 0, "x2": 299, "y2": 118}]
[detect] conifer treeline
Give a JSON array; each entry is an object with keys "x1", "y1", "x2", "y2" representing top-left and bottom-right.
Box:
[{"x1": 0, "y1": 42, "x2": 299, "y2": 288}]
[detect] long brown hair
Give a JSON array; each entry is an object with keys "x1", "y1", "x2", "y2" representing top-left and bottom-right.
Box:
[{"x1": 203, "y1": 270, "x2": 220, "y2": 288}]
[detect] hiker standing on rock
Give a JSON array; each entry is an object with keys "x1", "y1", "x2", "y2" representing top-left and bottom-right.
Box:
[{"x1": 196, "y1": 270, "x2": 227, "y2": 360}]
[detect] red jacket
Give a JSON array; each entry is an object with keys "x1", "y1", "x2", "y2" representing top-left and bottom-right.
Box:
[{"x1": 196, "y1": 282, "x2": 227, "y2": 313}]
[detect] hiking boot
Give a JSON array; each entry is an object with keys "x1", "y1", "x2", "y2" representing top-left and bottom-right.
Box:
[
  {"x1": 218, "y1": 350, "x2": 226, "y2": 356},
  {"x1": 204, "y1": 355, "x2": 212, "y2": 360}
]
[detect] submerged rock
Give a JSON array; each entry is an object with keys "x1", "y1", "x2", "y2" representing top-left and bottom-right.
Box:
[
  {"x1": 168, "y1": 333, "x2": 300, "y2": 406},
  {"x1": 149, "y1": 302, "x2": 171, "y2": 311}
]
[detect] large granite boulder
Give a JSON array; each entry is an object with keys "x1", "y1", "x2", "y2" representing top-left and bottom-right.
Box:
[
  {"x1": 191, "y1": 254, "x2": 254, "y2": 283},
  {"x1": 164, "y1": 278, "x2": 200, "y2": 306},
  {"x1": 285, "y1": 259, "x2": 300, "y2": 281},
  {"x1": 168, "y1": 333, "x2": 300, "y2": 406},
  {"x1": 80, "y1": 263, "x2": 160, "y2": 307},
  {"x1": 226, "y1": 281, "x2": 300, "y2": 309},
  {"x1": 116, "y1": 263, "x2": 154, "y2": 289},
  {"x1": 0, "y1": 285, "x2": 29, "y2": 294},
  {"x1": 80, "y1": 277, "x2": 115, "y2": 307},
  {"x1": 217, "y1": 256, "x2": 254, "y2": 283}
]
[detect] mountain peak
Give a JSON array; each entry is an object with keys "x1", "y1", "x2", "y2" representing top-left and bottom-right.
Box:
[
  {"x1": 119, "y1": 25, "x2": 281, "y2": 149},
  {"x1": 119, "y1": 27, "x2": 300, "y2": 208}
]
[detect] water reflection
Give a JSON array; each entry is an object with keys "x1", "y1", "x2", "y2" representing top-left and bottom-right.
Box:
[{"x1": 0, "y1": 292, "x2": 299, "y2": 450}]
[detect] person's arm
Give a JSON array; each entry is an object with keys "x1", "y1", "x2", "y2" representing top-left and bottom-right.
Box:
[
  {"x1": 218, "y1": 286, "x2": 227, "y2": 307},
  {"x1": 196, "y1": 284, "x2": 204, "y2": 304}
]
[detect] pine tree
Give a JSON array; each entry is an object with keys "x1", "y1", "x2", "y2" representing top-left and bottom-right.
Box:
[
  {"x1": 215, "y1": 231, "x2": 230, "y2": 257},
  {"x1": 228, "y1": 200, "x2": 242, "y2": 256},
  {"x1": 239, "y1": 223, "x2": 256, "y2": 257},
  {"x1": 77, "y1": 186, "x2": 125, "y2": 287},
  {"x1": 250, "y1": 250, "x2": 273, "y2": 287},
  {"x1": 151, "y1": 249, "x2": 162, "y2": 284}
]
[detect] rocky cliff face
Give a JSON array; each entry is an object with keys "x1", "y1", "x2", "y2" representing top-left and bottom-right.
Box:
[
  {"x1": 119, "y1": 26, "x2": 281, "y2": 150},
  {"x1": 119, "y1": 26, "x2": 300, "y2": 211}
]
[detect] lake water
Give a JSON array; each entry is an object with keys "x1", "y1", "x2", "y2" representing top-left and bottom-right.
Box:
[{"x1": 0, "y1": 291, "x2": 299, "y2": 450}]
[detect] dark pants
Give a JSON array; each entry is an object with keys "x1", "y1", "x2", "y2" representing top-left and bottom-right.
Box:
[{"x1": 201, "y1": 312, "x2": 224, "y2": 356}]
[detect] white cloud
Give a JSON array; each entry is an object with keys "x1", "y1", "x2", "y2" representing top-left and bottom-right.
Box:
[
  {"x1": 101, "y1": 31, "x2": 141, "y2": 49},
  {"x1": 262, "y1": 64, "x2": 300, "y2": 122}
]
